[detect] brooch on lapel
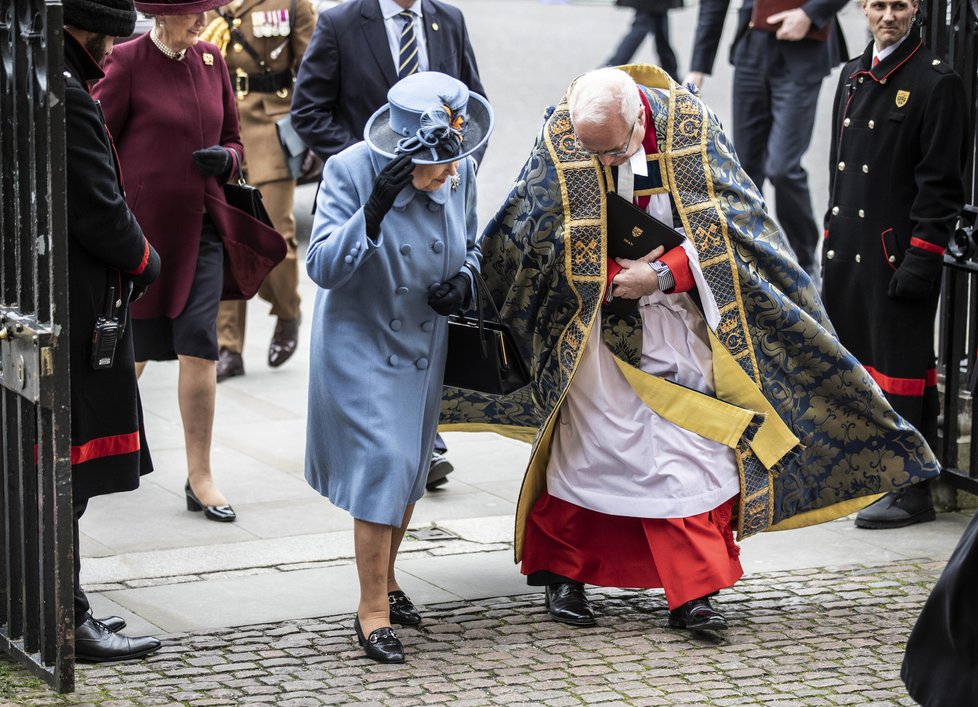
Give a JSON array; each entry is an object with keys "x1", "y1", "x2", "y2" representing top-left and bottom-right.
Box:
[
  {"x1": 451, "y1": 174, "x2": 460, "y2": 191},
  {"x1": 202, "y1": 52, "x2": 214, "y2": 66}
]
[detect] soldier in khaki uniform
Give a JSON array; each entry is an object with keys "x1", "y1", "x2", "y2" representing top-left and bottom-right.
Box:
[{"x1": 205, "y1": 0, "x2": 316, "y2": 381}]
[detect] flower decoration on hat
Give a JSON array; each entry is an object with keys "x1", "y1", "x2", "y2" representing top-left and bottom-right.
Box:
[{"x1": 396, "y1": 99, "x2": 468, "y2": 158}]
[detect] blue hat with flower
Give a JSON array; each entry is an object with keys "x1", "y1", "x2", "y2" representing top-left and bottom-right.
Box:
[{"x1": 364, "y1": 72, "x2": 493, "y2": 165}]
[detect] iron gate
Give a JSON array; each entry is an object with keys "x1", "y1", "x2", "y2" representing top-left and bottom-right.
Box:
[
  {"x1": 0, "y1": 0, "x2": 74, "y2": 693},
  {"x1": 929, "y1": 0, "x2": 978, "y2": 495}
]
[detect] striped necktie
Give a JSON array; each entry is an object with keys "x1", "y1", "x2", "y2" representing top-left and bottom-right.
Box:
[{"x1": 397, "y1": 11, "x2": 419, "y2": 79}]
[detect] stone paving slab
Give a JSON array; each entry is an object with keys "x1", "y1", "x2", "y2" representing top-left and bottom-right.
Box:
[{"x1": 1, "y1": 559, "x2": 940, "y2": 705}]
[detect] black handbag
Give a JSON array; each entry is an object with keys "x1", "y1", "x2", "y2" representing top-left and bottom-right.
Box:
[
  {"x1": 223, "y1": 168, "x2": 274, "y2": 228},
  {"x1": 443, "y1": 265, "x2": 530, "y2": 395}
]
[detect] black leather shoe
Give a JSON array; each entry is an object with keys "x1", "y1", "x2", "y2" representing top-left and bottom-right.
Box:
[
  {"x1": 669, "y1": 596, "x2": 728, "y2": 631},
  {"x1": 855, "y1": 483, "x2": 936, "y2": 529},
  {"x1": 185, "y1": 480, "x2": 236, "y2": 522},
  {"x1": 388, "y1": 590, "x2": 422, "y2": 626},
  {"x1": 98, "y1": 615, "x2": 126, "y2": 633},
  {"x1": 268, "y1": 317, "x2": 300, "y2": 368},
  {"x1": 544, "y1": 582, "x2": 596, "y2": 626},
  {"x1": 426, "y1": 453, "x2": 454, "y2": 491},
  {"x1": 216, "y1": 348, "x2": 244, "y2": 383},
  {"x1": 353, "y1": 615, "x2": 404, "y2": 663},
  {"x1": 75, "y1": 616, "x2": 161, "y2": 663}
]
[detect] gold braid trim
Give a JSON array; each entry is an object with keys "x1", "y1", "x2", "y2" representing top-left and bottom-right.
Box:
[{"x1": 200, "y1": 17, "x2": 230, "y2": 56}]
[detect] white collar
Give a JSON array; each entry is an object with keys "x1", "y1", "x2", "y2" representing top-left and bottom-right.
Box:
[
  {"x1": 380, "y1": 0, "x2": 423, "y2": 21},
  {"x1": 873, "y1": 31, "x2": 909, "y2": 65},
  {"x1": 629, "y1": 146, "x2": 649, "y2": 178}
]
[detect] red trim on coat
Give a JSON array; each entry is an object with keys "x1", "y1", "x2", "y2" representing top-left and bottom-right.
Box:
[
  {"x1": 926, "y1": 368, "x2": 938, "y2": 388},
  {"x1": 521, "y1": 491, "x2": 743, "y2": 610},
  {"x1": 659, "y1": 245, "x2": 694, "y2": 293},
  {"x1": 71, "y1": 431, "x2": 141, "y2": 465},
  {"x1": 823, "y1": 229, "x2": 829, "y2": 240},
  {"x1": 848, "y1": 40, "x2": 922, "y2": 83},
  {"x1": 866, "y1": 366, "x2": 926, "y2": 397},
  {"x1": 128, "y1": 239, "x2": 150, "y2": 275},
  {"x1": 910, "y1": 237, "x2": 946, "y2": 256},
  {"x1": 881, "y1": 229, "x2": 898, "y2": 271}
]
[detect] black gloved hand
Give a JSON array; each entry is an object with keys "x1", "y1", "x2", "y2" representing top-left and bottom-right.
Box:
[
  {"x1": 888, "y1": 246, "x2": 944, "y2": 302},
  {"x1": 428, "y1": 271, "x2": 471, "y2": 315},
  {"x1": 192, "y1": 146, "x2": 233, "y2": 178},
  {"x1": 128, "y1": 242, "x2": 160, "y2": 302},
  {"x1": 364, "y1": 152, "x2": 415, "y2": 238}
]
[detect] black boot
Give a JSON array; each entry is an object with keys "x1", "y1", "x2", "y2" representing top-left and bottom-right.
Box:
[
  {"x1": 75, "y1": 615, "x2": 162, "y2": 663},
  {"x1": 855, "y1": 482, "x2": 936, "y2": 529},
  {"x1": 544, "y1": 582, "x2": 596, "y2": 626}
]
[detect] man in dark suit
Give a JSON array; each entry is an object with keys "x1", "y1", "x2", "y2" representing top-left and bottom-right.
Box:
[
  {"x1": 686, "y1": 0, "x2": 848, "y2": 282},
  {"x1": 291, "y1": 0, "x2": 488, "y2": 489}
]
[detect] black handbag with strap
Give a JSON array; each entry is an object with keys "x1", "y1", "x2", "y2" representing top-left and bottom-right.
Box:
[
  {"x1": 443, "y1": 265, "x2": 530, "y2": 395},
  {"x1": 223, "y1": 165, "x2": 274, "y2": 228}
]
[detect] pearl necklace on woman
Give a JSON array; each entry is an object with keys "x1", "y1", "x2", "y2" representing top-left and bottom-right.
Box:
[{"x1": 151, "y1": 26, "x2": 186, "y2": 61}]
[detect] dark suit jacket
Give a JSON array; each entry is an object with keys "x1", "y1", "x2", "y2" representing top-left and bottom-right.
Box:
[
  {"x1": 291, "y1": 0, "x2": 487, "y2": 163},
  {"x1": 689, "y1": 0, "x2": 848, "y2": 80}
]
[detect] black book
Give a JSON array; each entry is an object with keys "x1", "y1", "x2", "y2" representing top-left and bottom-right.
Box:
[{"x1": 606, "y1": 191, "x2": 684, "y2": 260}]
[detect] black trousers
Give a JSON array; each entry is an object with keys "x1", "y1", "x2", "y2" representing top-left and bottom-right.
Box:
[
  {"x1": 607, "y1": 10, "x2": 679, "y2": 81},
  {"x1": 73, "y1": 496, "x2": 91, "y2": 627}
]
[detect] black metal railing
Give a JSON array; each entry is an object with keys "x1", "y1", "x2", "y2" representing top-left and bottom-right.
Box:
[
  {"x1": 0, "y1": 0, "x2": 74, "y2": 693},
  {"x1": 931, "y1": 0, "x2": 978, "y2": 494}
]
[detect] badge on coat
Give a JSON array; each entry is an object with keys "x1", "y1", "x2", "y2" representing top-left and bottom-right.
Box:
[
  {"x1": 252, "y1": 10, "x2": 291, "y2": 38},
  {"x1": 895, "y1": 90, "x2": 910, "y2": 108},
  {"x1": 202, "y1": 52, "x2": 214, "y2": 66}
]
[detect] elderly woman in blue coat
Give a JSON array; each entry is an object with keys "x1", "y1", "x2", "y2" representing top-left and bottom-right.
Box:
[{"x1": 305, "y1": 72, "x2": 493, "y2": 664}]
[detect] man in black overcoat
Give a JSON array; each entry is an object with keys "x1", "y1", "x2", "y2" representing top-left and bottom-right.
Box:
[
  {"x1": 822, "y1": 0, "x2": 966, "y2": 528},
  {"x1": 291, "y1": 0, "x2": 488, "y2": 490},
  {"x1": 63, "y1": 0, "x2": 163, "y2": 661}
]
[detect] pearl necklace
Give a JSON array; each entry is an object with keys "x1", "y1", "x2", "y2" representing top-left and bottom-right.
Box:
[{"x1": 151, "y1": 27, "x2": 186, "y2": 61}]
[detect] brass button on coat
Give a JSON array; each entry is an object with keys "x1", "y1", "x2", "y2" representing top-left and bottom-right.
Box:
[
  {"x1": 858, "y1": 209, "x2": 865, "y2": 218},
  {"x1": 855, "y1": 254, "x2": 862, "y2": 263},
  {"x1": 826, "y1": 250, "x2": 835, "y2": 259},
  {"x1": 832, "y1": 206, "x2": 840, "y2": 215},
  {"x1": 838, "y1": 162, "x2": 846, "y2": 171}
]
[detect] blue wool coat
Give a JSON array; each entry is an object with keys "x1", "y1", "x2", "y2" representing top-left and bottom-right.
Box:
[{"x1": 305, "y1": 143, "x2": 480, "y2": 525}]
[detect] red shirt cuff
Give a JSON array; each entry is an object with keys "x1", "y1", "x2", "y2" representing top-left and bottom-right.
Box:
[{"x1": 659, "y1": 246, "x2": 693, "y2": 293}]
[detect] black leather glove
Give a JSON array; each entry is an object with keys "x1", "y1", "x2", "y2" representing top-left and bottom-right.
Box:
[
  {"x1": 888, "y1": 247, "x2": 944, "y2": 302},
  {"x1": 128, "y1": 242, "x2": 160, "y2": 302},
  {"x1": 428, "y1": 271, "x2": 471, "y2": 316},
  {"x1": 364, "y1": 152, "x2": 414, "y2": 238},
  {"x1": 192, "y1": 145, "x2": 233, "y2": 178}
]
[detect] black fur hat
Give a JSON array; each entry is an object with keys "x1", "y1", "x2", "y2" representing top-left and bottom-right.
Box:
[{"x1": 63, "y1": 0, "x2": 136, "y2": 38}]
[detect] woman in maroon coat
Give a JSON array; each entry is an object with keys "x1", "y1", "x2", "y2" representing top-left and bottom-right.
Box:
[{"x1": 94, "y1": 0, "x2": 247, "y2": 522}]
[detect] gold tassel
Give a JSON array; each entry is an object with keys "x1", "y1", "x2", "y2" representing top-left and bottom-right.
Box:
[{"x1": 200, "y1": 17, "x2": 230, "y2": 56}]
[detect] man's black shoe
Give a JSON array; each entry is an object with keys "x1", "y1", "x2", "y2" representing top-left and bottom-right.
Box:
[
  {"x1": 216, "y1": 348, "x2": 244, "y2": 383},
  {"x1": 426, "y1": 453, "x2": 454, "y2": 491},
  {"x1": 98, "y1": 615, "x2": 126, "y2": 633},
  {"x1": 544, "y1": 582, "x2": 596, "y2": 626},
  {"x1": 75, "y1": 615, "x2": 161, "y2": 663},
  {"x1": 855, "y1": 483, "x2": 936, "y2": 529},
  {"x1": 669, "y1": 596, "x2": 728, "y2": 631}
]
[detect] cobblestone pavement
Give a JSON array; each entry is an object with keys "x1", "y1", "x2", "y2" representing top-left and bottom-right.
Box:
[{"x1": 2, "y1": 559, "x2": 940, "y2": 706}]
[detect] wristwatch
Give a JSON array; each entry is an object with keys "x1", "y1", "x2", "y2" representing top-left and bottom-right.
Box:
[{"x1": 648, "y1": 259, "x2": 675, "y2": 292}]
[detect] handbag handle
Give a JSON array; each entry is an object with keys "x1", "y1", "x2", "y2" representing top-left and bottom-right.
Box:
[{"x1": 461, "y1": 263, "x2": 502, "y2": 358}]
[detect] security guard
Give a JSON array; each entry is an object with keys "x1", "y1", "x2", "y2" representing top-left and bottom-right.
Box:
[
  {"x1": 822, "y1": 0, "x2": 966, "y2": 529},
  {"x1": 204, "y1": 0, "x2": 316, "y2": 381}
]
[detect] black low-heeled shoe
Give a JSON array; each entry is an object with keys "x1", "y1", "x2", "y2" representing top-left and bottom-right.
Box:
[
  {"x1": 668, "y1": 596, "x2": 728, "y2": 631},
  {"x1": 353, "y1": 615, "x2": 405, "y2": 663},
  {"x1": 388, "y1": 590, "x2": 422, "y2": 625},
  {"x1": 185, "y1": 481, "x2": 236, "y2": 522}
]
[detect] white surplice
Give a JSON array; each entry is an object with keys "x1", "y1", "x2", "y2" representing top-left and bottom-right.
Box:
[{"x1": 546, "y1": 143, "x2": 740, "y2": 519}]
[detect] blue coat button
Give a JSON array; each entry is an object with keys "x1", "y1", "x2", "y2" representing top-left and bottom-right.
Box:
[
  {"x1": 416, "y1": 358, "x2": 429, "y2": 370},
  {"x1": 426, "y1": 201, "x2": 441, "y2": 212},
  {"x1": 432, "y1": 241, "x2": 445, "y2": 254},
  {"x1": 396, "y1": 286, "x2": 409, "y2": 295},
  {"x1": 390, "y1": 319, "x2": 402, "y2": 331},
  {"x1": 421, "y1": 321, "x2": 434, "y2": 332},
  {"x1": 400, "y1": 244, "x2": 412, "y2": 255},
  {"x1": 388, "y1": 355, "x2": 399, "y2": 366},
  {"x1": 344, "y1": 255, "x2": 354, "y2": 264}
]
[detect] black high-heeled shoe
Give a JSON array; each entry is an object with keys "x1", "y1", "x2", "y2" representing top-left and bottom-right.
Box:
[
  {"x1": 353, "y1": 615, "x2": 404, "y2": 663},
  {"x1": 185, "y1": 481, "x2": 236, "y2": 522}
]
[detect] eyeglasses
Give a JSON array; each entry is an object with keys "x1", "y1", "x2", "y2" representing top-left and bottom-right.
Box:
[{"x1": 577, "y1": 115, "x2": 639, "y2": 158}]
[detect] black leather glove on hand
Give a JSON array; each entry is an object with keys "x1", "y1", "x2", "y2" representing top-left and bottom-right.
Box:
[
  {"x1": 428, "y1": 272, "x2": 471, "y2": 315},
  {"x1": 192, "y1": 146, "x2": 232, "y2": 178},
  {"x1": 364, "y1": 152, "x2": 415, "y2": 238},
  {"x1": 888, "y1": 247, "x2": 944, "y2": 302}
]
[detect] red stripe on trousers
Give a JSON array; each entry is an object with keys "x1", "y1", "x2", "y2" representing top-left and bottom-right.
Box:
[
  {"x1": 521, "y1": 490, "x2": 743, "y2": 610},
  {"x1": 865, "y1": 366, "x2": 933, "y2": 397}
]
